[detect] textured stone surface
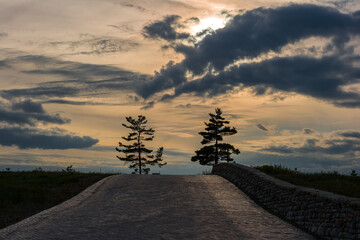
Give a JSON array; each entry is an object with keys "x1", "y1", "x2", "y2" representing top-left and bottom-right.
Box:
[
  {"x1": 213, "y1": 163, "x2": 360, "y2": 240},
  {"x1": 0, "y1": 175, "x2": 313, "y2": 240}
]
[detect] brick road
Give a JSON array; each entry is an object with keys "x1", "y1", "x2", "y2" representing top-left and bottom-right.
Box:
[{"x1": 0, "y1": 175, "x2": 314, "y2": 239}]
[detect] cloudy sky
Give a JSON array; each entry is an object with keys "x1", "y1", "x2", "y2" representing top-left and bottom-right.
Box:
[{"x1": 1, "y1": 0, "x2": 360, "y2": 174}]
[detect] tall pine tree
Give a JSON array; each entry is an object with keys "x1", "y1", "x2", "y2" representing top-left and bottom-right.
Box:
[
  {"x1": 116, "y1": 115, "x2": 166, "y2": 174},
  {"x1": 191, "y1": 108, "x2": 240, "y2": 165}
]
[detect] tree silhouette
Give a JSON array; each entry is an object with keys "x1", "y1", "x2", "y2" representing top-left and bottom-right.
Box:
[
  {"x1": 218, "y1": 143, "x2": 240, "y2": 163},
  {"x1": 191, "y1": 108, "x2": 240, "y2": 165},
  {"x1": 116, "y1": 115, "x2": 166, "y2": 174}
]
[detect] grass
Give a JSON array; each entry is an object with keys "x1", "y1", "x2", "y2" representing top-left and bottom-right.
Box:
[
  {"x1": 0, "y1": 169, "x2": 114, "y2": 230},
  {"x1": 255, "y1": 165, "x2": 360, "y2": 198},
  {"x1": 202, "y1": 169, "x2": 212, "y2": 175}
]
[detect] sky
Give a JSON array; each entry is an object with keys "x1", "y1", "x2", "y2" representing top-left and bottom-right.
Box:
[{"x1": 0, "y1": 0, "x2": 360, "y2": 174}]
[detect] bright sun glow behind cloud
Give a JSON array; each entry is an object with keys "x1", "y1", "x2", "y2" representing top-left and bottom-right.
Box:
[{"x1": 191, "y1": 17, "x2": 227, "y2": 33}]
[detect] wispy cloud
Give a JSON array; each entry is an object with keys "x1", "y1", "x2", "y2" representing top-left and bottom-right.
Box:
[
  {"x1": 17, "y1": 55, "x2": 141, "y2": 79},
  {"x1": 256, "y1": 123, "x2": 268, "y2": 132},
  {"x1": 261, "y1": 130, "x2": 360, "y2": 157},
  {"x1": 303, "y1": 128, "x2": 315, "y2": 134},
  {"x1": 42, "y1": 36, "x2": 140, "y2": 55},
  {"x1": 0, "y1": 32, "x2": 7, "y2": 39},
  {"x1": 118, "y1": 2, "x2": 147, "y2": 12},
  {"x1": 140, "y1": 101, "x2": 155, "y2": 110},
  {"x1": 41, "y1": 99, "x2": 124, "y2": 106},
  {"x1": 0, "y1": 55, "x2": 149, "y2": 101}
]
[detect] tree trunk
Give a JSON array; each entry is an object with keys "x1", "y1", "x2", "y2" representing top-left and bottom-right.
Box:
[
  {"x1": 226, "y1": 149, "x2": 230, "y2": 163},
  {"x1": 138, "y1": 133, "x2": 141, "y2": 174},
  {"x1": 215, "y1": 130, "x2": 218, "y2": 165}
]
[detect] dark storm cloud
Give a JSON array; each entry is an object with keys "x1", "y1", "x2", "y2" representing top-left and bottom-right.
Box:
[
  {"x1": 176, "y1": 4, "x2": 360, "y2": 75},
  {"x1": 0, "y1": 99, "x2": 70, "y2": 126},
  {"x1": 338, "y1": 131, "x2": 360, "y2": 139},
  {"x1": 11, "y1": 99, "x2": 44, "y2": 113},
  {"x1": 143, "y1": 15, "x2": 190, "y2": 41},
  {"x1": 0, "y1": 109, "x2": 69, "y2": 126},
  {"x1": 137, "y1": 4, "x2": 360, "y2": 108},
  {"x1": 164, "y1": 55, "x2": 360, "y2": 107},
  {"x1": 0, "y1": 127, "x2": 98, "y2": 149},
  {"x1": 261, "y1": 130, "x2": 360, "y2": 156},
  {"x1": 137, "y1": 61, "x2": 187, "y2": 98},
  {"x1": 256, "y1": 123, "x2": 268, "y2": 132}
]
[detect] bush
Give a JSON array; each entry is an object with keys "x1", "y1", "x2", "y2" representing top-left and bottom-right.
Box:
[{"x1": 255, "y1": 165, "x2": 360, "y2": 198}]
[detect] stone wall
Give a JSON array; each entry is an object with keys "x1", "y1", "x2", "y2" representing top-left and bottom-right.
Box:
[{"x1": 212, "y1": 163, "x2": 360, "y2": 240}]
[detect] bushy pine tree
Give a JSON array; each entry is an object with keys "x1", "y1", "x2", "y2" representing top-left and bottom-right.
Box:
[
  {"x1": 218, "y1": 143, "x2": 240, "y2": 163},
  {"x1": 191, "y1": 108, "x2": 240, "y2": 165},
  {"x1": 116, "y1": 115, "x2": 166, "y2": 174}
]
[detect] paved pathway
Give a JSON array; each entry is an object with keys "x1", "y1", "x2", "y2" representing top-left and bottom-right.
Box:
[{"x1": 0, "y1": 175, "x2": 314, "y2": 239}]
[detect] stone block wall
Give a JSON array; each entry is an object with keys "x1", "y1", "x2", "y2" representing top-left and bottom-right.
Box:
[{"x1": 212, "y1": 163, "x2": 360, "y2": 240}]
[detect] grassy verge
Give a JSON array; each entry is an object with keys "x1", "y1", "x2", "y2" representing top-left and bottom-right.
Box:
[
  {"x1": 0, "y1": 170, "x2": 114, "y2": 230},
  {"x1": 255, "y1": 165, "x2": 360, "y2": 199}
]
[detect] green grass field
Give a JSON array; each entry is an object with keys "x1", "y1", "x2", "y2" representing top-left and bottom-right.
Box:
[
  {"x1": 255, "y1": 165, "x2": 360, "y2": 198},
  {"x1": 0, "y1": 170, "x2": 113, "y2": 229}
]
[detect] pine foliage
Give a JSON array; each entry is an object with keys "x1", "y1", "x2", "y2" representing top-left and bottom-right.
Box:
[
  {"x1": 192, "y1": 108, "x2": 240, "y2": 165},
  {"x1": 116, "y1": 115, "x2": 166, "y2": 174}
]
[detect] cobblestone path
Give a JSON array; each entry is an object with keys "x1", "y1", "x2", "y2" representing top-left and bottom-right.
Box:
[{"x1": 0, "y1": 175, "x2": 314, "y2": 239}]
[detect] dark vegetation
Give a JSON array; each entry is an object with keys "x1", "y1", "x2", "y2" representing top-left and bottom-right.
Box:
[
  {"x1": 255, "y1": 165, "x2": 360, "y2": 198},
  {"x1": 192, "y1": 108, "x2": 240, "y2": 165},
  {"x1": 116, "y1": 115, "x2": 166, "y2": 174},
  {"x1": 0, "y1": 168, "x2": 113, "y2": 229}
]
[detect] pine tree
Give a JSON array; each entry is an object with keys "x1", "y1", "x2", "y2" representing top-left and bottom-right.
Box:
[
  {"x1": 116, "y1": 115, "x2": 166, "y2": 174},
  {"x1": 191, "y1": 108, "x2": 240, "y2": 165},
  {"x1": 218, "y1": 143, "x2": 240, "y2": 163}
]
